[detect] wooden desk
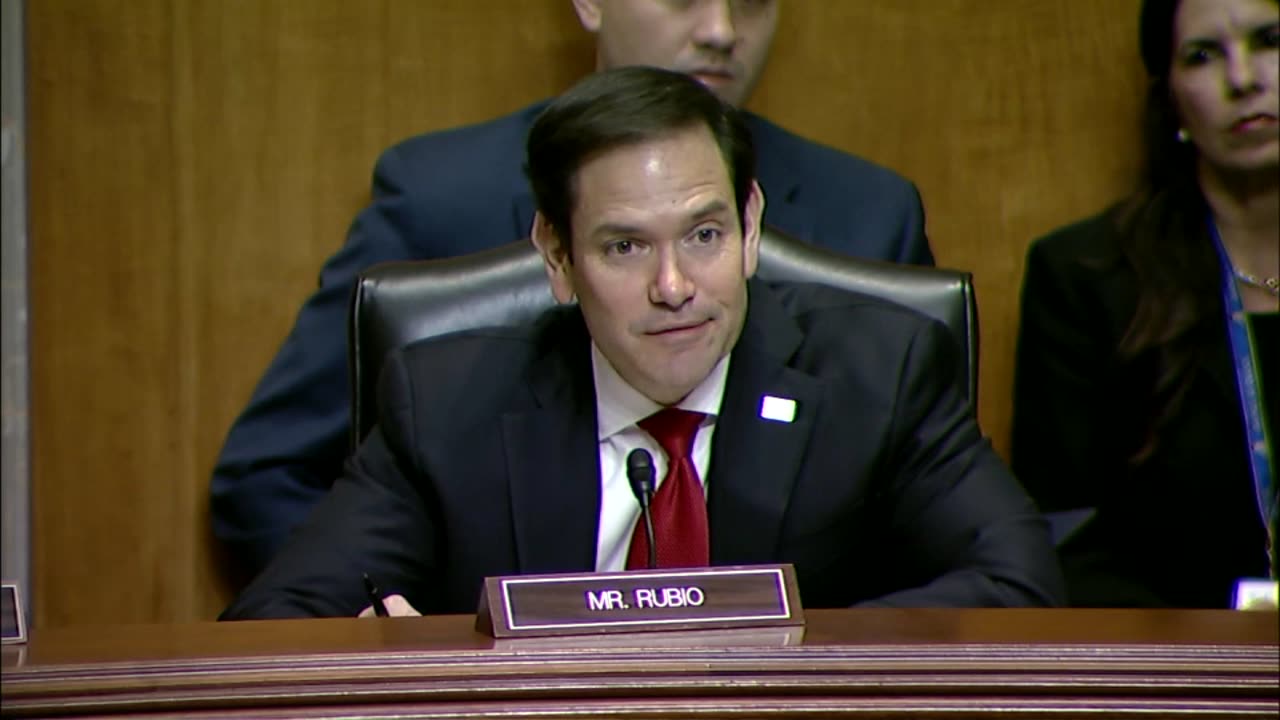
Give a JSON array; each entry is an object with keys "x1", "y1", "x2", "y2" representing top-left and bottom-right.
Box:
[{"x1": 3, "y1": 609, "x2": 1276, "y2": 718}]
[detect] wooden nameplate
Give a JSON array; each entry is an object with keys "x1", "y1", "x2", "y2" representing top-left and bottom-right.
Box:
[{"x1": 476, "y1": 564, "x2": 804, "y2": 638}]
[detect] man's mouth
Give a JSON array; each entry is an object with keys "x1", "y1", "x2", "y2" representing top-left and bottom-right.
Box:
[
  {"x1": 690, "y1": 68, "x2": 734, "y2": 86},
  {"x1": 646, "y1": 319, "x2": 710, "y2": 339},
  {"x1": 650, "y1": 317, "x2": 711, "y2": 333}
]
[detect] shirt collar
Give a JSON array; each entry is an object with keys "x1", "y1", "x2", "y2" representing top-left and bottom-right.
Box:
[{"x1": 592, "y1": 342, "x2": 731, "y2": 441}]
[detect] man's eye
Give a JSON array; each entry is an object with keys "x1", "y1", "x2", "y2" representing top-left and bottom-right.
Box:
[
  {"x1": 608, "y1": 239, "x2": 635, "y2": 255},
  {"x1": 693, "y1": 228, "x2": 720, "y2": 244}
]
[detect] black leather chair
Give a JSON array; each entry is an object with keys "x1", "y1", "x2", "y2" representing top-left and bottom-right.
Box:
[{"x1": 348, "y1": 229, "x2": 978, "y2": 448}]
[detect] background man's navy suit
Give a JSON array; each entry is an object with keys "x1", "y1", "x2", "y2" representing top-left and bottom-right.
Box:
[
  {"x1": 211, "y1": 102, "x2": 934, "y2": 576},
  {"x1": 222, "y1": 281, "x2": 1060, "y2": 619}
]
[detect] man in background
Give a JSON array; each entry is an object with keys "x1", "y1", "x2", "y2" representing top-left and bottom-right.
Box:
[
  {"x1": 212, "y1": 0, "x2": 934, "y2": 578},
  {"x1": 222, "y1": 67, "x2": 1056, "y2": 619}
]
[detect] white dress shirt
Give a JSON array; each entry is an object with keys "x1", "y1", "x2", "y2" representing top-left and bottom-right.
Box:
[{"x1": 591, "y1": 342, "x2": 730, "y2": 572}]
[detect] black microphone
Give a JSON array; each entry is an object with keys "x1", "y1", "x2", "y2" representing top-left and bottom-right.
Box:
[{"x1": 626, "y1": 448, "x2": 657, "y2": 570}]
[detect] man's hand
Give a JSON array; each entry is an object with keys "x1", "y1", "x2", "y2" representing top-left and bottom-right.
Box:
[{"x1": 358, "y1": 594, "x2": 422, "y2": 617}]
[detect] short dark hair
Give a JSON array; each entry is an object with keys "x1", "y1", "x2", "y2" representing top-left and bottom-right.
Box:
[{"x1": 525, "y1": 66, "x2": 756, "y2": 254}]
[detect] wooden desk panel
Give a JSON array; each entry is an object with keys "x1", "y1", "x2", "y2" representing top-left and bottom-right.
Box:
[{"x1": 3, "y1": 609, "x2": 1277, "y2": 718}]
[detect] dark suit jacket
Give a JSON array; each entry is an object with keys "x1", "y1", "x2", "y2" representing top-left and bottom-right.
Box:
[
  {"x1": 211, "y1": 100, "x2": 935, "y2": 576},
  {"x1": 1012, "y1": 208, "x2": 1270, "y2": 608},
  {"x1": 222, "y1": 280, "x2": 1062, "y2": 619}
]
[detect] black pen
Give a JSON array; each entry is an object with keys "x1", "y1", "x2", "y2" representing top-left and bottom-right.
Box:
[{"x1": 362, "y1": 572, "x2": 390, "y2": 617}]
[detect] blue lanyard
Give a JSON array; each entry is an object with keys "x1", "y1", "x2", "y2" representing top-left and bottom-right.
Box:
[{"x1": 1207, "y1": 217, "x2": 1276, "y2": 576}]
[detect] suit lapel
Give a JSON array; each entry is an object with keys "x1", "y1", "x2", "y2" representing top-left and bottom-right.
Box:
[
  {"x1": 510, "y1": 104, "x2": 546, "y2": 241},
  {"x1": 501, "y1": 285, "x2": 821, "y2": 570},
  {"x1": 707, "y1": 281, "x2": 820, "y2": 564},
  {"x1": 746, "y1": 114, "x2": 815, "y2": 244},
  {"x1": 761, "y1": 199, "x2": 815, "y2": 247},
  {"x1": 503, "y1": 312, "x2": 602, "y2": 574},
  {"x1": 512, "y1": 192, "x2": 536, "y2": 240}
]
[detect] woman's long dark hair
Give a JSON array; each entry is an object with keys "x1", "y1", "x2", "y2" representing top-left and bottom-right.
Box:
[{"x1": 1113, "y1": 0, "x2": 1225, "y2": 462}]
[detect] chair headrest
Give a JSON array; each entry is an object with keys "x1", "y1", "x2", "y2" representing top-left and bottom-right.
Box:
[{"x1": 349, "y1": 228, "x2": 977, "y2": 447}]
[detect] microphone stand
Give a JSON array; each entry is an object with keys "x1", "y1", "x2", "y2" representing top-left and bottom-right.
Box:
[
  {"x1": 641, "y1": 497, "x2": 656, "y2": 570},
  {"x1": 626, "y1": 448, "x2": 658, "y2": 570}
]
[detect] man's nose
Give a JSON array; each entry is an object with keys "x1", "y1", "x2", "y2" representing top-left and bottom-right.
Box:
[
  {"x1": 649, "y1": 248, "x2": 696, "y2": 309},
  {"x1": 691, "y1": 0, "x2": 737, "y2": 53}
]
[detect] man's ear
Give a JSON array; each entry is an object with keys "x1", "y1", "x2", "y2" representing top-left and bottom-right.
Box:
[
  {"x1": 571, "y1": 0, "x2": 602, "y2": 33},
  {"x1": 530, "y1": 212, "x2": 576, "y2": 304},
  {"x1": 741, "y1": 180, "x2": 765, "y2": 279}
]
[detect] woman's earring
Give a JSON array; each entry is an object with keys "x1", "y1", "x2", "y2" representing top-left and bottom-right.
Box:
[{"x1": 1176, "y1": 128, "x2": 1190, "y2": 143}]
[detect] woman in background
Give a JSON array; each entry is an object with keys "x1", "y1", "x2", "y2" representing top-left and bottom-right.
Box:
[{"x1": 1012, "y1": 0, "x2": 1277, "y2": 607}]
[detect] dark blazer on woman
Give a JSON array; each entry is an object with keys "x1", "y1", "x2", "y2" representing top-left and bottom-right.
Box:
[{"x1": 1012, "y1": 207, "x2": 1270, "y2": 608}]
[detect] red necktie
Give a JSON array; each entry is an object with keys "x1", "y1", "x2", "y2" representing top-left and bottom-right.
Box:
[{"x1": 626, "y1": 408, "x2": 710, "y2": 569}]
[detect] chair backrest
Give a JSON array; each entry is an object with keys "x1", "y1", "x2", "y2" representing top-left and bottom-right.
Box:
[{"x1": 348, "y1": 228, "x2": 978, "y2": 447}]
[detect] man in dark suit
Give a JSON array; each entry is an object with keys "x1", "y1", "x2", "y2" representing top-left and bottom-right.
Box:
[
  {"x1": 222, "y1": 67, "x2": 1058, "y2": 620},
  {"x1": 211, "y1": 0, "x2": 935, "y2": 579}
]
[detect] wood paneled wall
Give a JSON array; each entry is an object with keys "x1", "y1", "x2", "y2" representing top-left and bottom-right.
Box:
[{"x1": 25, "y1": 0, "x2": 1144, "y2": 628}]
